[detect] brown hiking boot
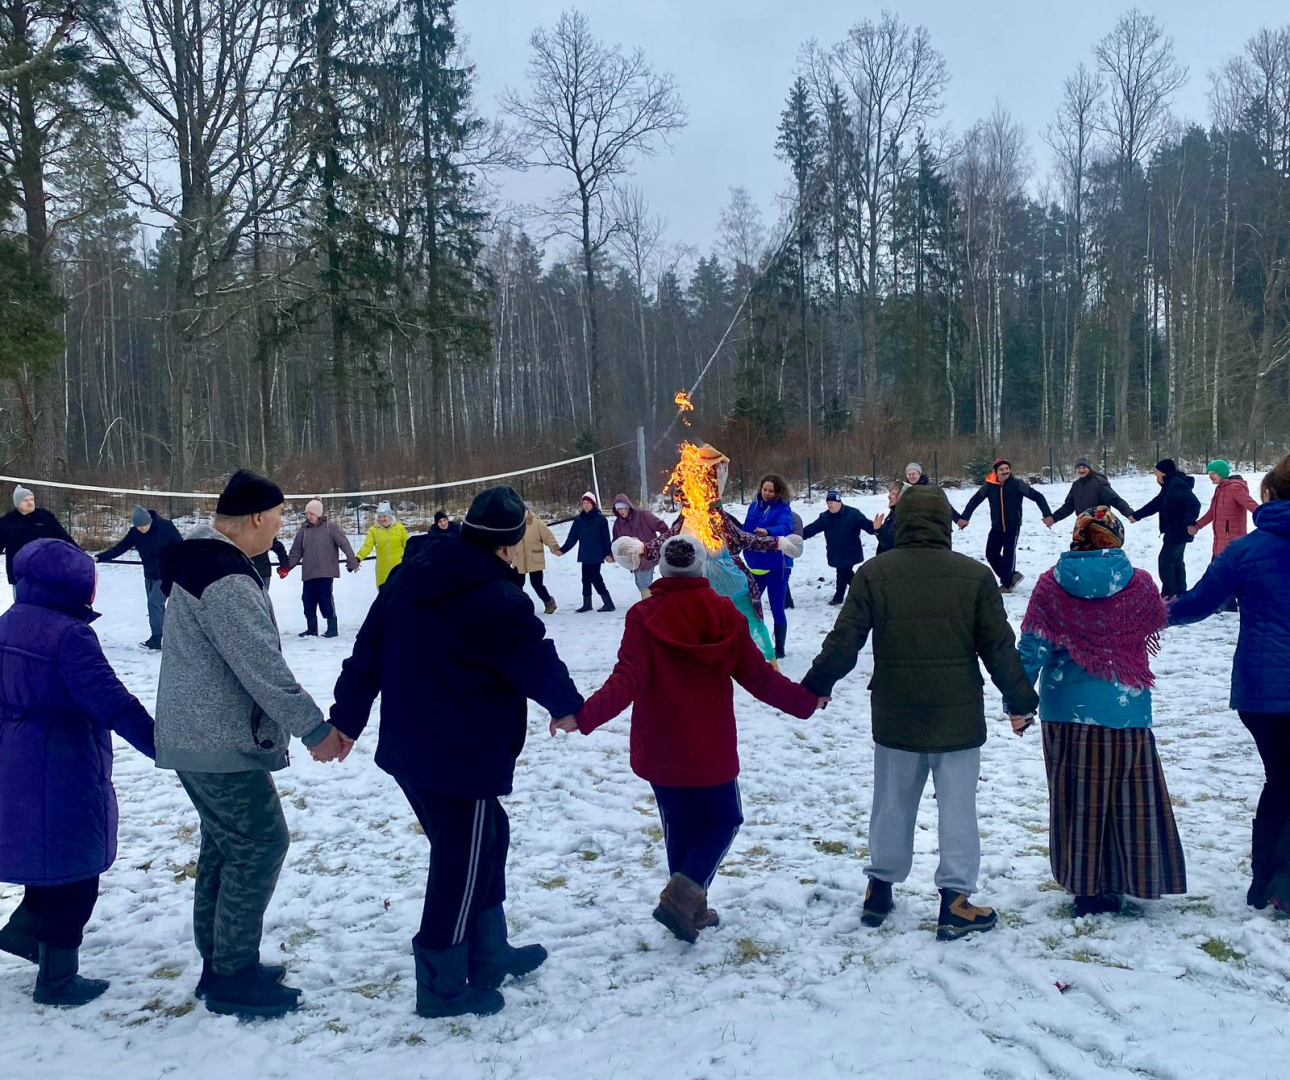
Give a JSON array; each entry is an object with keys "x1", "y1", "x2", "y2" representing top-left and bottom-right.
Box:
[
  {"x1": 544, "y1": 599, "x2": 557, "y2": 615},
  {"x1": 653, "y1": 873, "x2": 709, "y2": 943},
  {"x1": 936, "y1": 890, "x2": 998, "y2": 941}
]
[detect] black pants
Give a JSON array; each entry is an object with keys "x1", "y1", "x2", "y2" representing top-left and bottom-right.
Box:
[
  {"x1": 20, "y1": 877, "x2": 100, "y2": 949},
  {"x1": 581, "y1": 563, "x2": 610, "y2": 603},
  {"x1": 651, "y1": 781, "x2": 744, "y2": 889},
  {"x1": 302, "y1": 577, "x2": 336, "y2": 623},
  {"x1": 398, "y1": 783, "x2": 509, "y2": 950},
  {"x1": 1158, "y1": 539, "x2": 1188, "y2": 598},
  {"x1": 1240, "y1": 712, "x2": 1290, "y2": 897},
  {"x1": 984, "y1": 529, "x2": 1019, "y2": 586},
  {"x1": 524, "y1": 571, "x2": 553, "y2": 605},
  {"x1": 833, "y1": 565, "x2": 856, "y2": 602}
]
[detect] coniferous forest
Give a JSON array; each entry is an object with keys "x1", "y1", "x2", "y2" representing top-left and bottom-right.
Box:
[{"x1": 2, "y1": 5, "x2": 1289, "y2": 491}]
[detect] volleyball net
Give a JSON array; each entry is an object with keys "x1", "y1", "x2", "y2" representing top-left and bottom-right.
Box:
[{"x1": 0, "y1": 446, "x2": 636, "y2": 554}]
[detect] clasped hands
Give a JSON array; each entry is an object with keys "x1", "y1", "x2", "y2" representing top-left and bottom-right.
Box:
[{"x1": 310, "y1": 728, "x2": 355, "y2": 763}]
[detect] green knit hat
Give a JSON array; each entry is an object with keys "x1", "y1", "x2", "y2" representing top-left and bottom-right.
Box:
[{"x1": 1207, "y1": 459, "x2": 1231, "y2": 479}]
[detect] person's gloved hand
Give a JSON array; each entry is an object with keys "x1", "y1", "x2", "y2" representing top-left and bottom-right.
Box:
[
  {"x1": 777, "y1": 534, "x2": 804, "y2": 559},
  {"x1": 278, "y1": 566, "x2": 291, "y2": 579}
]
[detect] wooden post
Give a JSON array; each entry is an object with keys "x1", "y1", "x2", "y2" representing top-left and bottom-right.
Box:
[{"x1": 637, "y1": 426, "x2": 647, "y2": 507}]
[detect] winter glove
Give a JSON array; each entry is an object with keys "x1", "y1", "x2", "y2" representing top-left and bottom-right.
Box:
[
  {"x1": 611, "y1": 536, "x2": 645, "y2": 571},
  {"x1": 777, "y1": 535, "x2": 804, "y2": 559},
  {"x1": 277, "y1": 566, "x2": 291, "y2": 579}
]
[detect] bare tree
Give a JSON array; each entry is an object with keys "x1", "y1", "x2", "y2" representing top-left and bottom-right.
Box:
[
  {"x1": 610, "y1": 185, "x2": 664, "y2": 430},
  {"x1": 503, "y1": 9, "x2": 685, "y2": 441}
]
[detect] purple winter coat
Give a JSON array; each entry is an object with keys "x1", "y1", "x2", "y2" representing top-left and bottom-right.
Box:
[
  {"x1": 0, "y1": 539, "x2": 155, "y2": 886},
  {"x1": 611, "y1": 493, "x2": 670, "y2": 572}
]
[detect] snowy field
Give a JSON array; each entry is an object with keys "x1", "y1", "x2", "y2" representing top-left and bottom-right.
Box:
[{"x1": 3, "y1": 472, "x2": 1289, "y2": 1080}]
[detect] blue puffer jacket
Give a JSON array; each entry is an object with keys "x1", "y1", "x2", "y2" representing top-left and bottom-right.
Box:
[
  {"x1": 1020, "y1": 549, "x2": 1155, "y2": 729},
  {"x1": 0, "y1": 540, "x2": 154, "y2": 886},
  {"x1": 1169, "y1": 499, "x2": 1290, "y2": 713},
  {"x1": 743, "y1": 499, "x2": 794, "y2": 572}
]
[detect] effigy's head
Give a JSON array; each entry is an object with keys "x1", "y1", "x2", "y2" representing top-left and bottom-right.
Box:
[{"x1": 666, "y1": 442, "x2": 730, "y2": 552}]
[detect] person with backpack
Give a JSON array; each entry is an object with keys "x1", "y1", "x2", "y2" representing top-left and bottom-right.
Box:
[
  {"x1": 95, "y1": 504, "x2": 184, "y2": 649},
  {"x1": 328, "y1": 485, "x2": 584, "y2": 1018},
  {"x1": 282, "y1": 499, "x2": 360, "y2": 636},
  {"x1": 743, "y1": 475, "x2": 795, "y2": 659},
  {"x1": 513, "y1": 507, "x2": 563, "y2": 614},
  {"x1": 356, "y1": 502, "x2": 409, "y2": 591},
  {"x1": 560, "y1": 492, "x2": 615, "y2": 613},
  {"x1": 958, "y1": 458, "x2": 1052, "y2": 592},
  {"x1": 1133, "y1": 460, "x2": 1201, "y2": 601},
  {"x1": 1169, "y1": 454, "x2": 1290, "y2": 915},
  {"x1": 551, "y1": 536, "x2": 825, "y2": 942},
  {"x1": 1043, "y1": 457, "x2": 1136, "y2": 526},
  {"x1": 611, "y1": 494, "x2": 670, "y2": 599},
  {"x1": 802, "y1": 491, "x2": 877, "y2": 605}
]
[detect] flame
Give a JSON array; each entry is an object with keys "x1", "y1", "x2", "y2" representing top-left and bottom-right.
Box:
[
  {"x1": 674, "y1": 389, "x2": 694, "y2": 426},
  {"x1": 664, "y1": 441, "x2": 724, "y2": 552}
]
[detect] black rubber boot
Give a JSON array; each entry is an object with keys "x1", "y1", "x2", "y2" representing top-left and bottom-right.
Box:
[
  {"x1": 1249, "y1": 813, "x2": 1276, "y2": 909},
  {"x1": 861, "y1": 877, "x2": 894, "y2": 928},
  {"x1": 0, "y1": 901, "x2": 39, "y2": 964},
  {"x1": 598, "y1": 599, "x2": 616, "y2": 612},
  {"x1": 323, "y1": 616, "x2": 339, "y2": 638},
  {"x1": 576, "y1": 590, "x2": 593, "y2": 613},
  {"x1": 467, "y1": 906, "x2": 547, "y2": 990},
  {"x1": 414, "y1": 943, "x2": 504, "y2": 1018},
  {"x1": 774, "y1": 624, "x2": 787, "y2": 660},
  {"x1": 140, "y1": 636, "x2": 162, "y2": 651},
  {"x1": 784, "y1": 586, "x2": 794, "y2": 610},
  {"x1": 203, "y1": 963, "x2": 301, "y2": 1018},
  {"x1": 33, "y1": 945, "x2": 109, "y2": 1007},
  {"x1": 1073, "y1": 893, "x2": 1123, "y2": 917},
  {"x1": 195, "y1": 957, "x2": 290, "y2": 1001},
  {"x1": 299, "y1": 614, "x2": 318, "y2": 637}
]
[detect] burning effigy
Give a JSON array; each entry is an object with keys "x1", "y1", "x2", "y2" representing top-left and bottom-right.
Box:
[{"x1": 611, "y1": 441, "x2": 801, "y2": 663}]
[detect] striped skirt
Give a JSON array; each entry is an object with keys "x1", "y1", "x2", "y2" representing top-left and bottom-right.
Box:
[{"x1": 1042, "y1": 721, "x2": 1187, "y2": 899}]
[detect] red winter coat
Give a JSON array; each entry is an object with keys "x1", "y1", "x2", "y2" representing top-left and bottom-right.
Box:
[
  {"x1": 576, "y1": 576, "x2": 818, "y2": 786},
  {"x1": 1194, "y1": 476, "x2": 1260, "y2": 555}
]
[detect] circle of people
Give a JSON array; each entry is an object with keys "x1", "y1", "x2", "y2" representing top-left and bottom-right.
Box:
[{"x1": 0, "y1": 450, "x2": 1287, "y2": 1021}]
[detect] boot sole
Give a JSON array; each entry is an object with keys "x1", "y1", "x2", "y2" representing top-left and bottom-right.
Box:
[
  {"x1": 860, "y1": 910, "x2": 891, "y2": 928},
  {"x1": 652, "y1": 904, "x2": 699, "y2": 944},
  {"x1": 936, "y1": 919, "x2": 997, "y2": 942},
  {"x1": 205, "y1": 997, "x2": 300, "y2": 1018},
  {"x1": 416, "y1": 991, "x2": 504, "y2": 1019}
]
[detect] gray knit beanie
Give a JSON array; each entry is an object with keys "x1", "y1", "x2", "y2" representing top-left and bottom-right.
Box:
[
  {"x1": 13, "y1": 486, "x2": 33, "y2": 509},
  {"x1": 131, "y1": 505, "x2": 150, "y2": 527},
  {"x1": 659, "y1": 535, "x2": 708, "y2": 579}
]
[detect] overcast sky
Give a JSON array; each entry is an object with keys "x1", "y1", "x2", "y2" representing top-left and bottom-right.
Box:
[{"x1": 458, "y1": 0, "x2": 1286, "y2": 258}]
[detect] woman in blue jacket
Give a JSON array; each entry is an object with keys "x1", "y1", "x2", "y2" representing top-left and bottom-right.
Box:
[
  {"x1": 1169, "y1": 454, "x2": 1290, "y2": 913},
  {"x1": 0, "y1": 539, "x2": 155, "y2": 1006},
  {"x1": 560, "y1": 491, "x2": 615, "y2": 613},
  {"x1": 743, "y1": 474, "x2": 794, "y2": 659}
]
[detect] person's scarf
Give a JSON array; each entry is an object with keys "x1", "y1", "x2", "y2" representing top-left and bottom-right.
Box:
[{"x1": 1021, "y1": 566, "x2": 1168, "y2": 690}]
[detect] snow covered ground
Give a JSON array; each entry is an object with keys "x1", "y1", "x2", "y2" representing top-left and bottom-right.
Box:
[{"x1": 2, "y1": 472, "x2": 1288, "y2": 1079}]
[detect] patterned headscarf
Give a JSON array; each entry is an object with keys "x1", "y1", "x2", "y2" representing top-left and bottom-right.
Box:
[{"x1": 1071, "y1": 505, "x2": 1125, "y2": 551}]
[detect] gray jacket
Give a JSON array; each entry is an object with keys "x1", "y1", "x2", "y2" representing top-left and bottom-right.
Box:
[
  {"x1": 289, "y1": 516, "x2": 359, "y2": 580},
  {"x1": 155, "y1": 525, "x2": 330, "y2": 772}
]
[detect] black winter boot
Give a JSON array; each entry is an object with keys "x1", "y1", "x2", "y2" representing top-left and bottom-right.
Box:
[
  {"x1": 202, "y1": 962, "x2": 301, "y2": 1018},
  {"x1": 598, "y1": 598, "x2": 616, "y2": 613},
  {"x1": 576, "y1": 591, "x2": 593, "y2": 613},
  {"x1": 33, "y1": 945, "x2": 109, "y2": 1007},
  {"x1": 414, "y1": 943, "x2": 504, "y2": 1018},
  {"x1": 299, "y1": 614, "x2": 318, "y2": 637},
  {"x1": 774, "y1": 624, "x2": 787, "y2": 660},
  {"x1": 195, "y1": 957, "x2": 289, "y2": 1001},
  {"x1": 861, "y1": 877, "x2": 894, "y2": 928},
  {"x1": 784, "y1": 585, "x2": 795, "y2": 610},
  {"x1": 323, "y1": 616, "x2": 339, "y2": 638},
  {"x1": 1073, "y1": 893, "x2": 1123, "y2": 917},
  {"x1": 467, "y1": 906, "x2": 547, "y2": 990},
  {"x1": 1248, "y1": 813, "x2": 1277, "y2": 909},
  {"x1": 0, "y1": 901, "x2": 39, "y2": 964}
]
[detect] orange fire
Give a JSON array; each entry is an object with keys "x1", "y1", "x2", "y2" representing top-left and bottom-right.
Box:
[
  {"x1": 665, "y1": 441, "x2": 725, "y2": 552},
  {"x1": 674, "y1": 389, "x2": 694, "y2": 426}
]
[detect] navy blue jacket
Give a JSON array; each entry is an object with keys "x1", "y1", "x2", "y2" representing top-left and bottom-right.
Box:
[
  {"x1": 1135, "y1": 473, "x2": 1201, "y2": 543},
  {"x1": 328, "y1": 536, "x2": 584, "y2": 798},
  {"x1": 97, "y1": 510, "x2": 184, "y2": 580},
  {"x1": 802, "y1": 504, "x2": 875, "y2": 568},
  {"x1": 560, "y1": 509, "x2": 612, "y2": 565},
  {"x1": 0, "y1": 507, "x2": 77, "y2": 584},
  {"x1": 1169, "y1": 500, "x2": 1290, "y2": 713},
  {"x1": 0, "y1": 539, "x2": 154, "y2": 886},
  {"x1": 962, "y1": 475, "x2": 1051, "y2": 533}
]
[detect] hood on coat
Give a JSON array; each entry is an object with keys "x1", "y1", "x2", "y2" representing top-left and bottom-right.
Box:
[
  {"x1": 159, "y1": 523, "x2": 252, "y2": 596},
  {"x1": 399, "y1": 529, "x2": 516, "y2": 605},
  {"x1": 1165, "y1": 472, "x2": 1196, "y2": 494},
  {"x1": 1253, "y1": 499, "x2": 1290, "y2": 538},
  {"x1": 895, "y1": 486, "x2": 954, "y2": 549},
  {"x1": 640, "y1": 578, "x2": 746, "y2": 661},
  {"x1": 1052, "y1": 548, "x2": 1135, "y2": 599},
  {"x1": 612, "y1": 492, "x2": 638, "y2": 517},
  {"x1": 13, "y1": 538, "x2": 97, "y2": 617}
]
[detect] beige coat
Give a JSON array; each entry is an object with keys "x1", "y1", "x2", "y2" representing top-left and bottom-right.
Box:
[{"x1": 513, "y1": 511, "x2": 561, "y2": 575}]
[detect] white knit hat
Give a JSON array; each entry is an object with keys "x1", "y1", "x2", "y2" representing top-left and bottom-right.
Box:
[{"x1": 376, "y1": 501, "x2": 395, "y2": 520}]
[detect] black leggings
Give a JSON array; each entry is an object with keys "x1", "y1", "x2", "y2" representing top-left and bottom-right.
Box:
[
  {"x1": 524, "y1": 571, "x2": 553, "y2": 605},
  {"x1": 21, "y1": 877, "x2": 101, "y2": 949},
  {"x1": 1240, "y1": 712, "x2": 1290, "y2": 898}
]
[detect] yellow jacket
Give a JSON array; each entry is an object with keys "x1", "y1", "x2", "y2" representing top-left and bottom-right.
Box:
[
  {"x1": 357, "y1": 520, "x2": 410, "y2": 586},
  {"x1": 512, "y1": 511, "x2": 562, "y2": 575}
]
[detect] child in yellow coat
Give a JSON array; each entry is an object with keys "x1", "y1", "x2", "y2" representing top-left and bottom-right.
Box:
[{"x1": 357, "y1": 502, "x2": 410, "y2": 589}]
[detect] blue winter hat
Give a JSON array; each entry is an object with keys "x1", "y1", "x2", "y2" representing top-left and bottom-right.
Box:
[{"x1": 826, "y1": 490, "x2": 841, "y2": 503}]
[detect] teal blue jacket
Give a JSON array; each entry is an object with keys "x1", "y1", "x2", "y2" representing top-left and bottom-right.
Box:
[{"x1": 1019, "y1": 549, "x2": 1154, "y2": 729}]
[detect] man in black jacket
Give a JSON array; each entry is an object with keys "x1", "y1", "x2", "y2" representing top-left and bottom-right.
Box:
[
  {"x1": 329, "y1": 485, "x2": 584, "y2": 1020},
  {"x1": 958, "y1": 458, "x2": 1052, "y2": 592},
  {"x1": 802, "y1": 491, "x2": 876, "y2": 605},
  {"x1": 1044, "y1": 457, "x2": 1136, "y2": 526},
  {"x1": 1134, "y1": 459, "x2": 1201, "y2": 599},
  {"x1": 97, "y1": 505, "x2": 184, "y2": 649},
  {"x1": 0, "y1": 486, "x2": 77, "y2": 596}
]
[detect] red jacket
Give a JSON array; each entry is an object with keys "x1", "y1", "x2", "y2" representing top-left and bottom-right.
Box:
[
  {"x1": 576, "y1": 577, "x2": 818, "y2": 786},
  {"x1": 1195, "y1": 476, "x2": 1260, "y2": 555}
]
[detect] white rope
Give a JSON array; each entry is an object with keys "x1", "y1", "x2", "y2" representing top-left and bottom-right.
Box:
[{"x1": 0, "y1": 453, "x2": 600, "y2": 501}]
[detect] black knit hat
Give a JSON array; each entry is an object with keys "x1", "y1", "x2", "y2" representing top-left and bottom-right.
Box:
[
  {"x1": 216, "y1": 469, "x2": 285, "y2": 516},
  {"x1": 462, "y1": 485, "x2": 527, "y2": 547},
  {"x1": 1155, "y1": 458, "x2": 1177, "y2": 476}
]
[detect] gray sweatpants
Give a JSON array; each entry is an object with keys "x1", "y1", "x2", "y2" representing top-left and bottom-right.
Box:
[
  {"x1": 865, "y1": 744, "x2": 981, "y2": 896},
  {"x1": 145, "y1": 576, "x2": 167, "y2": 642},
  {"x1": 633, "y1": 568, "x2": 655, "y2": 592}
]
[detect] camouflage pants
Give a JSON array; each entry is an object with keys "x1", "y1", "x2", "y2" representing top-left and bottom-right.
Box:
[{"x1": 177, "y1": 771, "x2": 290, "y2": 976}]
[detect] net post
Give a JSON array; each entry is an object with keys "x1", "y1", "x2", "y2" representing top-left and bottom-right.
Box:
[{"x1": 637, "y1": 426, "x2": 647, "y2": 507}]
